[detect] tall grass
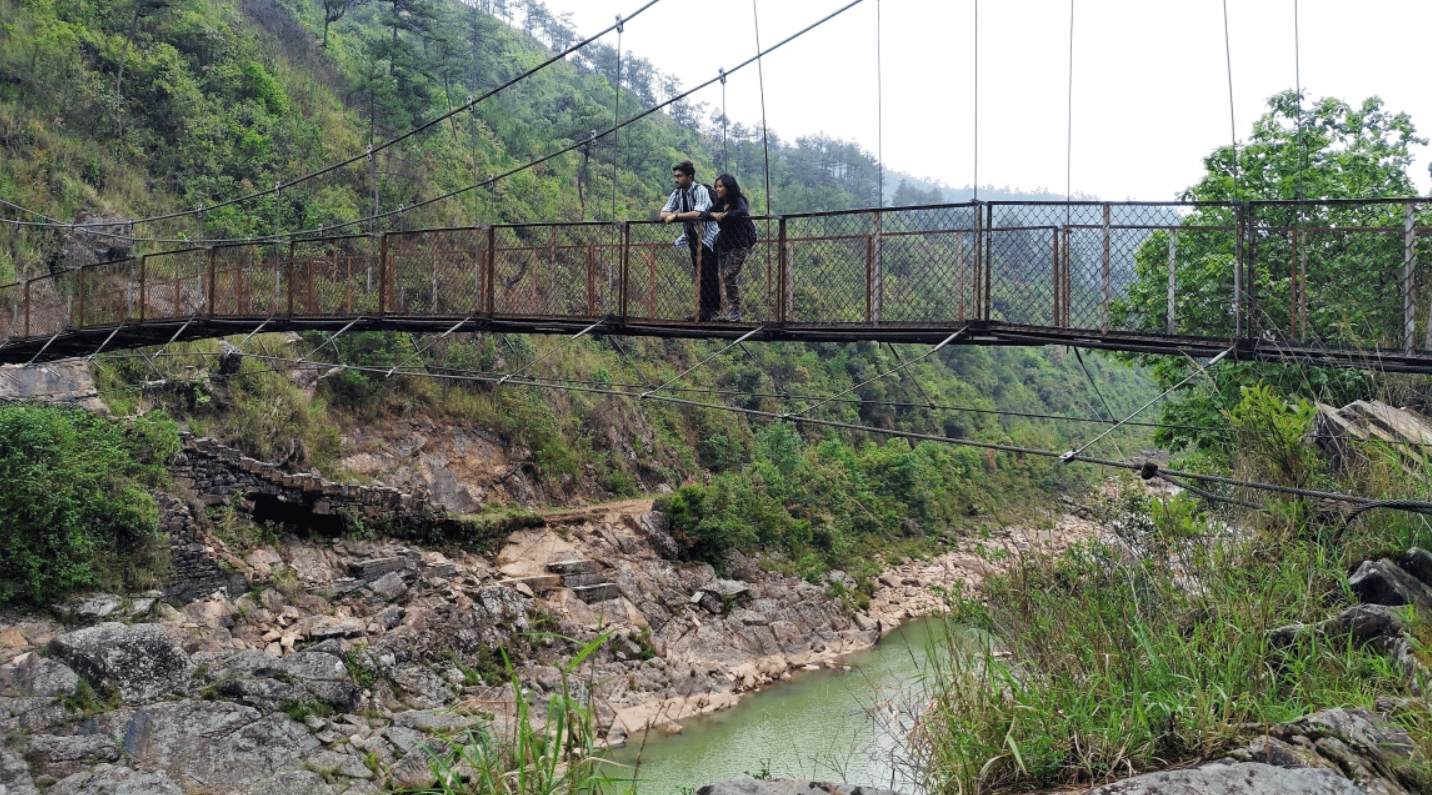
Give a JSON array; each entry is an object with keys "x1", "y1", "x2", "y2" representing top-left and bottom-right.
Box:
[
  {"x1": 420, "y1": 632, "x2": 634, "y2": 795},
  {"x1": 915, "y1": 474, "x2": 1430, "y2": 794}
]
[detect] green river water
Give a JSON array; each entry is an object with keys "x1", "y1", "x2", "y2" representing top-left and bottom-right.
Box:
[{"x1": 603, "y1": 616, "x2": 958, "y2": 794}]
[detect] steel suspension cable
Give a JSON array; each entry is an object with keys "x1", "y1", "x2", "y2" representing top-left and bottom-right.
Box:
[
  {"x1": 753, "y1": 0, "x2": 773, "y2": 217},
  {"x1": 1222, "y1": 0, "x2": 1240, "y2": 193},
  {"x1": 1, "y1": 0, "x2": 666, "y2": 235},
  {"x1": 244, "y1": 0, "x2": 870, "y2": 239},
  {"x1": 876, "y1": 0, "x2": 883, "y2": 207},
  {"x1": 1062, "y1": 346, "x2": 1234, "y2": 461},
  {"x1": 65, "y1": 338, "x2": 1432, "y2": 520},
  {"x1": 610, "y1": 14, "x2": 624, "y2": 222},
  {"x1": 1066, "y1": 0, "x2": 1074, "y2": 204}
]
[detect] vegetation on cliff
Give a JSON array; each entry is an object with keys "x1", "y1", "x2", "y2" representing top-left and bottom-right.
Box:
[{"x1": 0, "y1": 404, "x2": 179, "y2": 605}]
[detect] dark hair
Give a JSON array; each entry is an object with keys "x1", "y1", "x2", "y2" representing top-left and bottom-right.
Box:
[
  {"x1": 713, "y1": 173, "x2": 743, "y2": 203},
  {"x1": 673, "y1": 160, "x2": 696, "y2": 178}
]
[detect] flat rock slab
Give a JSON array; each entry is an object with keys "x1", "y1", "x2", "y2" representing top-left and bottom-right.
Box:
[
  {"x1": 120, "y1": 701, "x2": 320, "y2": 793},
  {"x1": 1, "y1": 651, "x2": 79, "y2": 698},
  {"x1": 1083, "y1": 761, "x2": 1365, "y2": 795},
  {"x1": 244, "y1": 770, "x2": 336, "y2": 795},
  {"x1": 696, "y1": 779, "x2": 907, "y2": 795},
  {"x1": 0, "y1": 744, "x2": 39, "y2": 795},
  {"x1": 48, "y1": 763, "x2": 184, "y2": 795},
  {"x1": 49, "y1": 623, "x2": 191, "y2": 703}
]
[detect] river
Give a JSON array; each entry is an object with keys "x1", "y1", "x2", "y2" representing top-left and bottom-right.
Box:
[{"x1": 603, "y1": 616, "x2": 962, "y2": 794}]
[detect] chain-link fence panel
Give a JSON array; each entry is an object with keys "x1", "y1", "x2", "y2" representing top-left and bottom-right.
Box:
[
  {"x1": 491, "y1": 224, "x2": 621, "y2": 318},
  {"x1": 137, "y1": 247, "x2": 210, "y2": 322},
  {"x1": 20, "y1": 272, "x2": 80, "y2": 338},
  {"x1": 78, "y1": 258, "x2": 142, "y2": 328},
  {"x1": 0, "y1": 282, "x2": 20, "y2": 342},
  {"x1": 782, "y1": 212, "x2": 874, "y2": 324},
  {"x1": 1284, "y1": 225, "x2": 1404, "y2": 350},
  {"x1": 625, "y1": 221, "x2": 711, "y2": 321},
  {"x1": 289, "y1": 235, "x2": 382, "y2": 316},
  {"x1": 210, "y1": 243, "x2": 288, "y2": 317},
  {"x1": 384, "y1": 228, "x2": 487, "y2": 316},
  {"x1": 1242, "y1": 201, "x2": 1429, "y2": 352},
  {"x1": 873, "y1": 205, "x2": 981, "y2": 324},
  {"x1": 1034, "y1": 203, "x2": 1194, "y2": 335}
]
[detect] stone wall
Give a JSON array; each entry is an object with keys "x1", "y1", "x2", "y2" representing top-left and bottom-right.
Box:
[
  {"x1": 160, "y1": 435, "x2": 437, "y2": 601},
  {"x1": 172, "y1": 435, "x2": 421, "y2": 521}
]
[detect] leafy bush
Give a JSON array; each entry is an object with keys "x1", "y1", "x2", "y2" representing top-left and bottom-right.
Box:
[{"x1": 0, "y1": 405, "x2": 177, "y2": 606}]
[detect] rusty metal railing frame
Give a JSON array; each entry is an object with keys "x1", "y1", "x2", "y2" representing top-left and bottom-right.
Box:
[{"x1": 6, "y1": 198, "x2": 1432, "y2": 357}]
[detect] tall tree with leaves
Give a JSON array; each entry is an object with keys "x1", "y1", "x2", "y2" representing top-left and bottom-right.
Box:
[{"x1": 1111, "y1": 91, "x2": 1426, "y2": 454}]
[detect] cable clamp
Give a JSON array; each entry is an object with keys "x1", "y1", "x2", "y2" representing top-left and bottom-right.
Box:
[
  {"x1": 1058, "y1": 450, "x2": 1076, "y2": 463},
  {"x1": 719, "y1": 68, "x2": 726, "y2": 85},
  {"x1": 614, "y1": 13, "x2": 623, "y2": 33},
  {"x1": 639, "y1": 390, "x2": 653, "y2": 399}
]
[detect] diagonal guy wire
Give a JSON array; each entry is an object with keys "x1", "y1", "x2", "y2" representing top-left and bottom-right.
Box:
[
  {"x1": 1060, "y1": 345, "x2": 1235, "y2": 462},
  {"x1": 640, "y1": 326, "x2": 765, "y2": 398},
  {"x1": 787, "y1": 327, "x2": 966, "y2": 419},
  {"x1": 499, "y1": 320, "x2": 604, "y2": 385}
]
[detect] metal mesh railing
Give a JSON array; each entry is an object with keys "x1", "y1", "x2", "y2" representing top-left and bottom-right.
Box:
[
  {"x1": 211, "y1": 243, "x2": 289, "y2": 317},
  {"x1": 4, "y1": 200, "x2": 1432, "y2": 361},
  {"x1": 77, "y1": 258, "x2": 142, "y2": 328},
  {"x1": 141, "y1": 247, "x2": 212, "y2": 321},
  {"x1": 0, "y1": 282, "x2": 20, "y2": 341},
  {"x1": 492, "y1": 223, "x2": 621, "y2": 318},
  {"x1": 290, "y1": 235, "x2": 382, "y2": 316},
  {"x1": 386, "y1": 228, "x2": 487, "y2": 316}
]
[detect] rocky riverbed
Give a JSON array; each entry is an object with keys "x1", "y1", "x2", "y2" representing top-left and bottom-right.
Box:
[{"x1": 0, "y1": 492, "x2": 1107, "y2": 795}]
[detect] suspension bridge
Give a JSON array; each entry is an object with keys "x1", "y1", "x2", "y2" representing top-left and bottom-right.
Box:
[{"x1": 5, "y1": 198, "x2": 1432, "y2": 373}]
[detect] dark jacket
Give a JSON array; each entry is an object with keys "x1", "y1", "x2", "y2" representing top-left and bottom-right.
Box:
[{"x1": 700, "y1": 195, "x2": 757, "y2": 251}]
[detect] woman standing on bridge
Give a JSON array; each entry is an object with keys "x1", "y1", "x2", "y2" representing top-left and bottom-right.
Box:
[{"x1": 700, "y1": 173, "x2": 757, "y2": 322}]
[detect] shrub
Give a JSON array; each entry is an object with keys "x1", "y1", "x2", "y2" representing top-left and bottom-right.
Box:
[{"x1": 0, "y1": 405, "x2": 176, "y2": 606}]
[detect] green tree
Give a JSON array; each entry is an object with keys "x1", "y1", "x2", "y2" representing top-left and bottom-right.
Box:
[{"x1": 1111, "y1": 91, "x2": 1424, "y2": 453}]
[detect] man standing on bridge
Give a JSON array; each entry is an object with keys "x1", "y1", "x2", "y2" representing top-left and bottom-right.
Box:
[{"x1": 660, "y1": 160, "x2": 720, "y2": 321}]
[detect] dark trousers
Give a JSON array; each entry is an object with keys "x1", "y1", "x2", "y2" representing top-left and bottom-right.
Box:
[{"x1": 689, "y1": 243, "x2": 720, "y2": 320}]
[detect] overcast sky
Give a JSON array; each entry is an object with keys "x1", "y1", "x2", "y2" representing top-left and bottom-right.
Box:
[{"x1": 535, "y1": 0, "x2": 1432, "y2": 202}]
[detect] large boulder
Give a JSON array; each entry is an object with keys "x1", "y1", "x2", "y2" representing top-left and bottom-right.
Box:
[
  {"x1": 1081, "y1": 761, "x2": 1363, "y2": 794},
  {"x1": 121, "y1": 701, "x2": 319, "y2": 793},
  {"x1": 23, "y1": 734, "x2": 121, "y2": 780},
  {"x1": 49, "y1": 623, "x2": 191, "y2": 703},
  {"x1": 0, "y1": 651, "x2": 79, "y2": 698},
  {"x1": 0, "y1": 744, "x2": 40, "y2": 795}
]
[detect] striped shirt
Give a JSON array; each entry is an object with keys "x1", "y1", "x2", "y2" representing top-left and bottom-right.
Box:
[{"x1": 661, "y1": 184, "x2": 719, "y2": 251}]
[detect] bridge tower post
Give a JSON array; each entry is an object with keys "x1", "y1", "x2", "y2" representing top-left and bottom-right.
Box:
[
  {"x1": 777, "y1": 217, "x2": 789, "y2": 323},
  {"x1": 978, "y1": 203, "x2": 990, "y2": 321},
  {"x1": 206, "y1": 247, "x2": 216, "y2": 318},
  {"x1": 1245, "y1": 204, "x2": 1258, "y2": 341},
  {"x1": 1050, "y1": 226, "x2": 1062, "y2": 328},
  {"x1": 139, "y1": 254, "x2": 147, "y2": 324},
  {"x1": 1404, "y1": 201, "x2": 1417, "y2": 352},
  {"x1": 379, "y1": 232, "x2": 390, "y2": 315},
  {"x1": 619, "y1": 222, "x2": 630, "y2": 322},
  {"x1": 77, "y1": 262, "x2": 86, "y2": 329},
  {"x1": 1234, "y1": 204, "x2": 1245, "y2": 338},
  {"x1": 484, "y1": 226, "x2": 496, "y2": 315},
  {"x1": 1101, "y1": 204, "x2": 1111, "y2": 334},
  {"x1": 286, "y1": 240, "x2": 297, "y2": 318},
  {"x1": 868, "y1": 211, "x2": 883, "y2": 323}
]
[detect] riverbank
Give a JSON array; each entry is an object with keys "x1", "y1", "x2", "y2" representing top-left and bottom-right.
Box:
[{"x1": 0, "y1": 487, "x2": 1116, "y2": 794}]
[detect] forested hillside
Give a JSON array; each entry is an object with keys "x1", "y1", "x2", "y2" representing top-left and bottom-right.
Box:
[{"x1": 0, "y1": 0, "x2": 1158, "y2": 599}]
